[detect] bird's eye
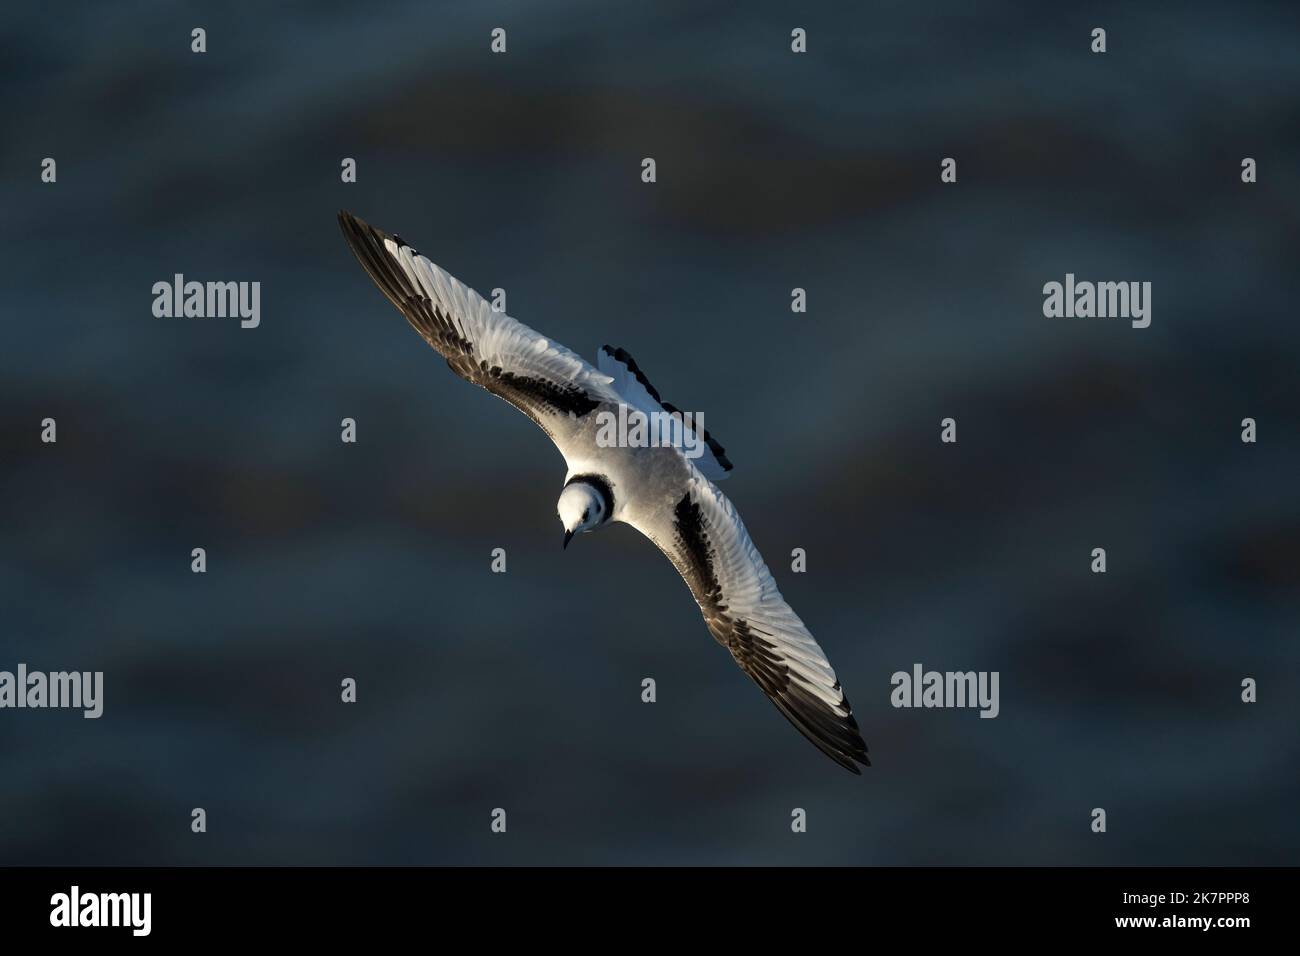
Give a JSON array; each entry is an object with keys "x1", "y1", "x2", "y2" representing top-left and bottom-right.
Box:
[{"x1": 582, "y1": 509, "x2": 590, "y2": 521}]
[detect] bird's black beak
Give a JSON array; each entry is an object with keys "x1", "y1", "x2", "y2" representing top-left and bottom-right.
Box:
[{"x1": 563, "y1": 529, "x2": 574, "y2": 550}]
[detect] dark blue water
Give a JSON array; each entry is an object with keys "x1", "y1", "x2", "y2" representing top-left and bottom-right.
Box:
[{"x1": 1, "y1": 1, "x2": 1297, "y2": 864}]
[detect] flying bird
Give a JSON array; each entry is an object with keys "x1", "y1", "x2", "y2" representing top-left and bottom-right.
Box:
[{"x1": 338, "y1": 211, "x2": 869, "y2": 773}]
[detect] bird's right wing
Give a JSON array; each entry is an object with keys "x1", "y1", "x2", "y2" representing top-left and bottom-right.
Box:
[
  {"x1": 338, "y1": 210, "x2": 621, "y2": 445},
  {"x1": 626, "y1": 473, "x2": 869, "y2": 773}
]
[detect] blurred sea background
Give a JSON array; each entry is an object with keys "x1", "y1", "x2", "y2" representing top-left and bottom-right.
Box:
[{"x1": 1, "y1": 0, "x2": 1297, "y2": 865}]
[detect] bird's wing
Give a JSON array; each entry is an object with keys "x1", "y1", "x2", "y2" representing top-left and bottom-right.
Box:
[
  {"x1": 626, "y1": 473, "x2": 869, "y2": 773},
  {"x1": 338, "y1": 210, "x2": 620, "y2": 447}
]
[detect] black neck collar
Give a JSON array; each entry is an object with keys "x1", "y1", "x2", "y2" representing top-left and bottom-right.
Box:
[{"x1": 566, "y1": 473, "x2": 614, "y2": 520}]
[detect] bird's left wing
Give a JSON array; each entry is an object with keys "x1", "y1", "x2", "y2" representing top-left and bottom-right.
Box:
[
  {"x1": 338, "y1": 210, "x2": 620, "y2": 445},
  {"x1": 625, "y1": 474, "x2": 870, "y2": 773}
]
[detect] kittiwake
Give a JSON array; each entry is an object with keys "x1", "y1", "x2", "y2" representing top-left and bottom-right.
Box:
[{"x1": 338, "y1": 210, "x2": 869, "y2": 773}]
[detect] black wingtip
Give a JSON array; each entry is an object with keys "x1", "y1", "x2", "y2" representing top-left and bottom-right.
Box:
[
  {"x1": 772, "y1": 681, "x2": 870, "y2": 775},
  {"x1": 835, "y1": 747, "x2": 869, "y2": 774},
  {"x1": 837, "y1": 753, "x2": 868, "y2": 775},
  {"x1": 338, "y1": 210, "x2": 392, "y2": 247},
  {"x1": 338, "y1": 209, "x2": 375, "y2": 245}
]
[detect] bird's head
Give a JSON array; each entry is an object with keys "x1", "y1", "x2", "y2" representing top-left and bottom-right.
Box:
[{"x1": 557, "y1": 477, "x2": 611, "y2": 549}]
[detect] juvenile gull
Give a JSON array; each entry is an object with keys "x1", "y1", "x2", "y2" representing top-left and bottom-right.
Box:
[{"x1": 338, "y1": 211, "x2": 869, "y2": 773}]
